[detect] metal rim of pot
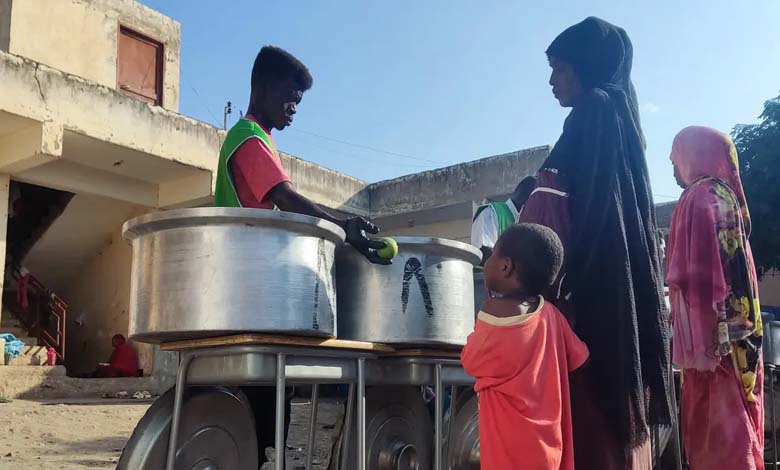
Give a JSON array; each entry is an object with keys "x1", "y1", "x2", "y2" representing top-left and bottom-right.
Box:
[
  {"x1": 390, "y1": 237, "x2": 482, "y2": 266},
  {"x1": 122, "y1": 207, "x2": 346, "y2": 244}
]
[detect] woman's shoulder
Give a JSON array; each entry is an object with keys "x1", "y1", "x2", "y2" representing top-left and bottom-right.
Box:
[
  {"x1": 582, "y1": 87, "x2": 611, "y2": 102},
  {"x1": 566, "y1": 88, "x2": 615, "y2": 124},
  {"x1": 683, "y1": 178, "x2": 737, "y2": 207},
  {"x1": 576, "y1": 88, "x2": 612, "y2": 109}
]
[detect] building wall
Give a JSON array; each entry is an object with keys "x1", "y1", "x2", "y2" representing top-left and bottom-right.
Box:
[
  {"x1": 23, "y1": 195, "x2": 144, "y2": 293},
  {"x1": 1, "y1": 0, "x2": 180, "y2": 111},
  {"x1": 62, "y1": 217, "x2": 153, "y2": 375},
  {"x1": 0, "y1": 174, "x2": 8, "y2": 324},
  {"x1": 0, "y1": 0, "x2": 11, "y2": 51},
  {"x1": 384, "y1": 218, "x2": 473, "y2": 244},
  {"x1": 370, "y1": 147, "x2": 549, "y2": 218},
  {"x1": 23, "y1": 194, "x2": 153, "y2": 375},
  {"x1": 280, "y1": 152, "x2": 370, "y2": 216},
  {"x1": 0, "y1": 50, "x2": 216, "y2": 207}
]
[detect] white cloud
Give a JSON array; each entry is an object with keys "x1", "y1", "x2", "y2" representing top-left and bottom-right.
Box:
[{"x1": 643, "y1": 102, "x2": 661, "y2": 114}]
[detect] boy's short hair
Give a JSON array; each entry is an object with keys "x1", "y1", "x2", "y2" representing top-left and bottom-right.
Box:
[
  {"x1": 251, "y1": 46, "x2": 313, "y2": 92},
  {"x1": 496, "y1": 223, "x2": 563, "y2": 296}
]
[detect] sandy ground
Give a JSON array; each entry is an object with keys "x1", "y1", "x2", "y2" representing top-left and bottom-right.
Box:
[
  {"x1": 0, "y1": 398, "x2": 151, "y2": 470},
  {"x1": 0, "y1": 396, "x2": 343, "y2": 470}
]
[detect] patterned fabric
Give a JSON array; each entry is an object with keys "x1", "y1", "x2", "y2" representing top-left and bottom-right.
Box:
[
  {"x1": 681, "y1": 358, "x2": 764, "y2": 470},
  {"x1": 667, "y1": 126, "x2": 762, "y2": 401},
  {"x1": 667, "y1": 126, "x2": 764, "y2": 470}
]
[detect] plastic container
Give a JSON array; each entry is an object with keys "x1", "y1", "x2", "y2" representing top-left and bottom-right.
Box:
[{"x1": 46, "y1": 347, "x2": 57, "y2": 366}]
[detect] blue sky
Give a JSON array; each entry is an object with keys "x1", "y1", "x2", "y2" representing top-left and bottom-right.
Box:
[{"x1": 142, "y1": 0, "x2": 780, "y2": 202}]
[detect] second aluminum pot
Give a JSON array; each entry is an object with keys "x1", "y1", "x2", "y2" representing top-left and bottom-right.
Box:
[{"x1": 336, "y1": 237, "x2": 482, "y2": 346}]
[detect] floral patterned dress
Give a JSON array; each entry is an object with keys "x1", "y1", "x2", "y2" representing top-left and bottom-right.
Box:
[{"x1": 667, "y1": 176, "x2": 763, "y2": 470}]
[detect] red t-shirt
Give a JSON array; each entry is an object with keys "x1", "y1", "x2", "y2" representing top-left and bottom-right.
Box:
[
  {"x1": 461, "y1": 298, "x2": 588, "y2": 470},
  {"x1": 229, "y1": 114, "x2": 292, "y2": 209},
  {"x1": 109, "y1": 343, "x2": 139, "y2": 377}
]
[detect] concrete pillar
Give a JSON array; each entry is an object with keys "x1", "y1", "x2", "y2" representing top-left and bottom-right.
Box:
[{"x1": 0, "y1": 174, "x2": 8, "y2": 325}]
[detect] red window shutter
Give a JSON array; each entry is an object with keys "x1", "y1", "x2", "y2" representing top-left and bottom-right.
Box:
[{"x1": 117, "y1": 27, "x2": 163, "y2": 105}]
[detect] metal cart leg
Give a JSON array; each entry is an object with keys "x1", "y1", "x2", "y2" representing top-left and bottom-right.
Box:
[
  {"x1": 357, "y1": 357, "x2": 366, "y2": 470},
  {"x1": 448, "y1": 385, "x2": 458, "y2": 440},
  {"x1": 771, "y1": 365, "x2": 777, "y2": 470},
  {"x1": 305, "y1": 384, "x2": 320, "y2": 470},
  {"x1": 340, "y1": 383, "x2": 356, "y2": 470},
  {"x1": 434, "y1": 363, "x2": 443, "y2": 470},
  {"x1": 669, "y1": 368, "x2": 683, "y2": 470},
  {"x1": 275, "y1": 353, "x2": 286, "y2": 470},
  {"x1": 652, "y1": 425, "x2": 660, "y2": 467},
  {"x1": 675, "y1": 370, "x2": 688, "y2": 468},
  {"x1": 166, "y1": 353, "x2": 194, "y2": 470}
]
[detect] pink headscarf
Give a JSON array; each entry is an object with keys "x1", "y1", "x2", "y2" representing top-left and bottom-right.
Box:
[
  {"x1": 670, "y1": 126, "x2": 750, "y2": 234},
  {"x1": 667, "y1": 126, "x2": 758, "y2": 371}
]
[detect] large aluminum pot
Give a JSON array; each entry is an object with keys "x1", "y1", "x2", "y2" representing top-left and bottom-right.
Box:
[
  {"x1": 123, "y1": 208, "x2": 345, "y2": 343},
  {"x1": 336, "y1": 237, "x2": 482, "y2": 346}
]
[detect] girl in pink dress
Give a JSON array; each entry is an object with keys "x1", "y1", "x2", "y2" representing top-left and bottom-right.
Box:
[{"x1": 667, "y1": 126, "x2": 764, "y2": 470}]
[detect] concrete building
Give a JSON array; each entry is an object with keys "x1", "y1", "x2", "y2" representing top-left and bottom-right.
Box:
[
  {"x1": 373, "y1": 146, "x2": 549, "y2": 242},
  {"x1": 0, "y1": 0, "x2": 217, "y2": 373},
  {"x1": 0, "y1": 0, "x2": 550, "y2": 376}
]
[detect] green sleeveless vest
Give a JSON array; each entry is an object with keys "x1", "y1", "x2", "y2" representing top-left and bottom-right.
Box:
[
  {"x1": 473, "y1": 201, "x2": 515, "y2": 235},
  {"x1": 214, "y1": 118, "x2": 277, "y2": 207}
]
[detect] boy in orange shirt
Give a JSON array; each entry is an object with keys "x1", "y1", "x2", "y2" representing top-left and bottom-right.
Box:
[{"x1": 462, "y1": 223, "x2": 588, "y2": 469}]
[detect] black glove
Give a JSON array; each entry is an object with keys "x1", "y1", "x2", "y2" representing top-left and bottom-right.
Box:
[{"x1": 343, "y1": 217, "x2": 392, "y2": 265}]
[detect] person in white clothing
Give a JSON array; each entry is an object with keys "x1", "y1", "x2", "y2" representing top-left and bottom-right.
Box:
[{"x1": 471, "y1": 176, "x2": 536, "y2": 262}]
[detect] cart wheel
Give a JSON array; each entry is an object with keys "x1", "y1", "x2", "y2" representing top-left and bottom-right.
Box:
[
  {"x1": 446, "y1": 389, "x2": 480, "y2": 470},
  {"x1": 117, "y1": 386, "x2": 258, "y2": 470},
  {"x1": 331, "y1": 386, "x2": 432, "y2": 470}
]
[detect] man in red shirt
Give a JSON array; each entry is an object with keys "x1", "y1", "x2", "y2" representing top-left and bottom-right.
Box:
[
  {"x1": 215, "y1": 45, "x2": 389, "y2": 466},
  {"x1": 215, "y1": 45, "x2": 387, "y2": 264}
]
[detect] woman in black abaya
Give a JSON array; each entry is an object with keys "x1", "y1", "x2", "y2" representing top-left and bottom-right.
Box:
[{"x1": 519, "y1": 17, "x2": 673, "y2": 469}]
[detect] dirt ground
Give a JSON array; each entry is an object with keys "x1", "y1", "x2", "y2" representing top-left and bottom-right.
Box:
[
  {"x1": 0, "y1": 396, "x2": 343, "y2": 470},
  {"x1": 0, "y1": 398, "x2": 151, "y2": 470}
]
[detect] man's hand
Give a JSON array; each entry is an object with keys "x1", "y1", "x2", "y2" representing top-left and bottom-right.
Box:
[{"x1": 343, "y1": 217, "x2": 392, "y2": 265}]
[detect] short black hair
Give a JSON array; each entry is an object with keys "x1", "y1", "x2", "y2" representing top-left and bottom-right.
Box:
[
  {"x1": 512, "y1": 176, "x2": 536, "y2": 206},
  {"x1": 251, "y1": 46, "x2": 313, "y2": 92},
  {"x1": 495, "y1": 223, "x2": 563, "y2": 296}
]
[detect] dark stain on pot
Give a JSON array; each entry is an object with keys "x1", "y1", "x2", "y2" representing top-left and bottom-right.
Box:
[
  {"x1": 311, "y1": 238, "x2": 326, "y2": 330},
  {"x1": 401, "y1": 257, "x2": 434, "y2": 316}
]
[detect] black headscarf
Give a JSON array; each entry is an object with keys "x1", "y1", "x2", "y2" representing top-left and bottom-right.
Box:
[{"x1": 545, "y1": 17, "x2": 673, "y2": 449}]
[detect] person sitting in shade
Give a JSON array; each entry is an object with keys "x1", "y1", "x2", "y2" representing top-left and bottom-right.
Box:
[
  {"x1": 96, "y1": 334, "x2": 138, "y2": 378},
  {"x1": 470, "y1": 176, "x2": 535, "y2": 261}
]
